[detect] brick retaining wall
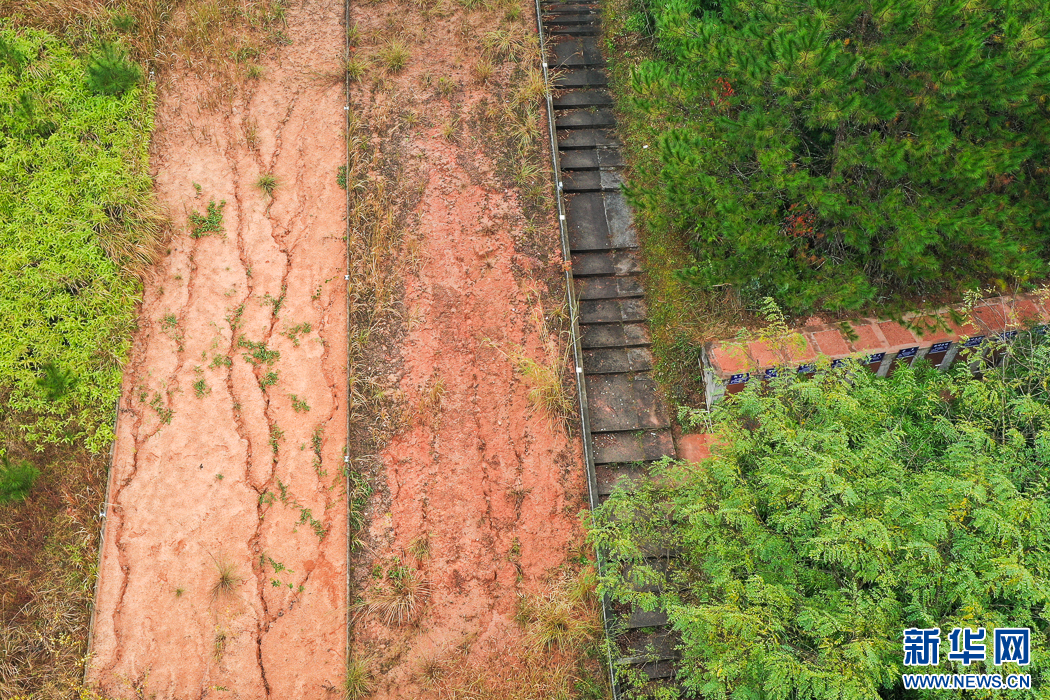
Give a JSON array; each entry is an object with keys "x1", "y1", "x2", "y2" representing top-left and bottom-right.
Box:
[{"x1": 701, "y1": 293, "x2": 1050, "y2": 407}]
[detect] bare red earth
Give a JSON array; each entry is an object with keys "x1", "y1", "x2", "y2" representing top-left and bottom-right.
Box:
[
  {"x1": 347, "y1": 4, "x2": 590, "y2": 694},
  {"x1": 87, "y1": 2, "x2": 349, "y2": 696}
]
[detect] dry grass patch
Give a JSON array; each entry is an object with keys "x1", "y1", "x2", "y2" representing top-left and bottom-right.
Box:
[
  {"x1": 209, "y1": 555, "x2": 242, "y2": 601},
  {"x1": 356, "y1": 563, "x2": 432, "y2": 626},
  {"x1": 426, "y1": 569, "x2": 608, "y2": 700}
]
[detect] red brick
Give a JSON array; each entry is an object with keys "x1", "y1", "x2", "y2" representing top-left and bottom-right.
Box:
[
  {"x1": 709, "y1": 343, "x2": 749, "y2": 375},
  {"x1": 974, "y1": 302, "x2": 1012, "y2": 333},
  {"x1": 748, "y1": 337, "x2": 816, "y2": 368},
  {"x1": 1010, "y1": 298, "x2": 1041, "y2": 325},
  {"x1": 811, "y1": 329, "x2": 851, "y2": 357},
  {"x1": 947, "y1": 316, "x2": 982, "y2": 338},
  {"x1": 850, "y1": 323, "x2": 887, "y2": 352},
  {"x1": 678, "y1": 433, "x2": 718, "y2": 463},
  {"x1": 800, "y1": 315, "x2": 831, "y2": 330},
  {"x1": 878, "y1": 321, "x2": 919, "y2": 350},
  {"x1": 1037, "y1": 295, "x2": 1050, "y2": 317},
  {"x1": 908, "y1": 313, "x2": 955, "y2": 343}
]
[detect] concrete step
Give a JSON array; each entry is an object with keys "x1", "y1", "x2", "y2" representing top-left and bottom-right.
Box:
[
  {"x1": 583, "y1": 347, "x2": 654, "y2": 374},
  {"x1": 566, "y1": 191, "x2": 637, "y2": 251},
  {"x1": 592, "y1": 429, "x2": 674, "y2": 464},
  {"x1": 552, "y1": 90, "x2": 613, "y2": 109},
  {"x1": 554, "y1": 69, "x2": 609, "y2": 89},
  {"x1": 570, "y1": 250, "x2": 641, "y2": 276},
  {"x1": 580, "y1": 321, "x2": 650, "y2": 349},
  {"x1": 585, "y1": 373, "x2": 670, "y2": 432}
]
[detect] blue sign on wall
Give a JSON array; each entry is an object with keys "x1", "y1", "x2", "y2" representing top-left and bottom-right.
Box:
[
  {"x1": 897, "y1": 347, "x2": 919, "y2": 359},
  {"x1": 963, "y1": 336, "x2": 986, "y2": 348},
  {"x1": 866, "y1": 352, "x2": 886, "y2": 364},
  {"x1": 764, "y1": 368, "x2": 778, "y2": 379},
  {"x1": 728, "y1": 373, "x2": 750, "y2": 385},
  {"x1": 797, "y1": 364, "x2": 815, "y2": 374},
  {"x1": 930, "y1": 342, "x2": 951, "y2": 353},
  {"x1": 999, "y1": 330, "x2": 1019, "y2": 341},
  {"x1": 831, "y1": 359, "x2": 846, "y2": 369}
]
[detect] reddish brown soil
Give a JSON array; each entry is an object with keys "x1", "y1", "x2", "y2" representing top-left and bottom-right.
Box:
[
  {"x1": 87, "y1": 2, "x2": 349, "y2": 697},
  {"x1": 346, "y1": 3, "x2": 591, "y2": 696}
]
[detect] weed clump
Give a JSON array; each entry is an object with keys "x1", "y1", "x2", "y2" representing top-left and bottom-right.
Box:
[
  {"x1": 357, "y1": 562, "x2": 431, "y2": 625},
  {"x1": 210, "y1": 556, "x2": 242, "y2": 600},
  {"x1": 515, "y1": 571, "x2": 600, "y2": 653},
  {"x1": 256, "y1": 172, "x2": 278, "y2": 196},
  {"x1": 343, "y1": 657, "x2": 374, "y2": 699},
  {"x1": 189, "y1": 199, "x2": 226, "y2": 238},
  {"x1": 378, "y1": 39, "x2": 410, "y2": 72}
]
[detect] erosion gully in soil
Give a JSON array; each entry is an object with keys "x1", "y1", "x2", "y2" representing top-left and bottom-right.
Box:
[
  {"x1": 89, "y1": 0, "x2": 594, "y2": 696},
  {"x1": 88, "y1": 2, "x2": 349, "y2": 696},
  {"x1": 345, "y1": 2, "x2": 593, "y2": 696}
]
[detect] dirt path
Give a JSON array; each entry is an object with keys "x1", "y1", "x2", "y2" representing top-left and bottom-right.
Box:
[
  {"x1": 345, "y1": 3, "x2": 594, "y2": 696},
  {"x1": 87, "y1": 2, "x2": 349, "y2": 697}
]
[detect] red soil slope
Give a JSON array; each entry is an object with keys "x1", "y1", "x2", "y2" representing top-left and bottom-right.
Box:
[{"x1": 87, "y1": 2, "x2": 349, "y2": 696}]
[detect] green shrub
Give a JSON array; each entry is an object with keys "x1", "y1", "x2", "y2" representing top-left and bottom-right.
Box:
[
  {"x1": 620, "y1": 0, "x2": 1050, "y2": 313},
  {"x1": 86, "y1": 41, "x2": 142, "y2": 96},
  {"x1": 591, "y1": 339, "x2": 1050, "y2": 698},
  {"x1": 0, "y1": 455, "x2": 39, "y2": 503},
  {"x1": 0, "y1": 25, "x2": 156, "y2": 450}
]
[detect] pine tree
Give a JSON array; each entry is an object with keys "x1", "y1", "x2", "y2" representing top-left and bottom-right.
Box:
[
  {"x1": 0, "y1": 455, "x2": 39, "y2": 503},
  {"x1": 86, "y1": 42, "x2": 141, "y2": 97},
  {"x1": 626, "y1": 0, "x2": 1050, "y2": 312}
]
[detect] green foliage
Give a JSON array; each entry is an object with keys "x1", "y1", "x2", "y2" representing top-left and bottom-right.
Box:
[
  {"x1": 622, "y1": 0, "x2": 1050, "y2": 313},
  {"x1": 86, "y1": 41, "x2": 142, "y2": 96},
  {"x1": 336, "y1": 164, "x2": 348, "y2": 190},
  {"x1": 0, "y1": 455, "x2": 39, "y2": 503},
  {"x1": 0, "y1": 26, "x2": 156, "y2": 450},
  {"x1": 0, "y1": 35, "x2": 25, "y2": 76},
  {"x1": 590, "y1": 341, "x2": 1050, "y2": 698},
  {"x1": 189, "y1": 199, "x2": 226, "y2": 238},
  {"x1": 36, "y1": 361, "x2": 77, "y2": 400},
  {"x1": 238, "y1": 336, "x2": 279, "y2": 365},
  {"x1": 256, "y1": 172, "x2": 277, "y2": 196}
]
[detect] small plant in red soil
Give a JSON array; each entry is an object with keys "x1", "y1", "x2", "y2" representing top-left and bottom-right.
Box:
[{"x1": 209, "y1": 556, "x2": 242, "y2": 601}]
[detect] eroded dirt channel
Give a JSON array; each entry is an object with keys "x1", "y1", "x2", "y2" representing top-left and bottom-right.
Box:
[
  {"x1": 88, "y1": 2, "x2": 349, "y2": 696},
  {"x1": 343, "y1": 1, "x2": 593, "y2": 693},
  {"x1": 89, "y1": 0, "x2": 595, "y2": 696}
]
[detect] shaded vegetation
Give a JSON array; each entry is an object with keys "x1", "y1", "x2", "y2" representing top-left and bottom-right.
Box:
[
  {"x1": 0, "y1": 454, "x2": 39, "y2": 503},
  {"x1": 86, "y1": 41, "x2": 141, "y2": 96},
  {"x1": 611, "y1": 0, "x2": 1050, "y2": 314}
]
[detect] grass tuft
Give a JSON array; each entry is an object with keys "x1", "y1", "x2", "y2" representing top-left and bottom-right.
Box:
[
  {"x1": 356, "y1": 566, "x2": 431, "y2": 625},
  {"x1": 256, "y1": 172, "x2": 278, "y2": 197},
  {"x1": 516, "y1": 570, "x2": 601, "y2": 653},
  {"x1": 343, "y1": 656, "x2": 374, "y2": 699},
  {"x1": 378, "y1": 39, "x2": 410, "y2": 72},
  {"x1": 210, "y1": 556, "x2": 242, "y2": 601},
  {"x1": 407, "y1": 533, "x2": 431, "y2": 561}
]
